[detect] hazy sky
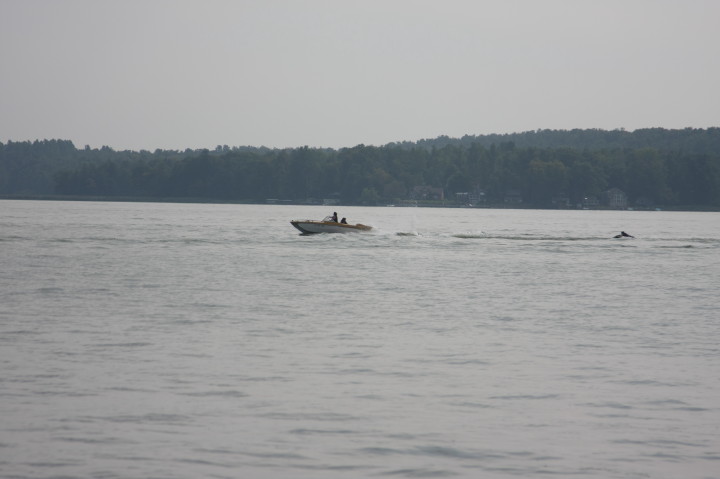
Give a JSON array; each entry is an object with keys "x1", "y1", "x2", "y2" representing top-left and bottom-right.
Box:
[{"x1": 2, "y1": 0, "x2": 719, "y2": 151}]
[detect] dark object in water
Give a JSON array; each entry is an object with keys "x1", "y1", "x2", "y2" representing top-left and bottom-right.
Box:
[{"x1": 614, "y1": 231, "x2": 634, "y2": 238}]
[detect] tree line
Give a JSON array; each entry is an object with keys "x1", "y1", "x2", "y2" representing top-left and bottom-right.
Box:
[{"x1": 1, "y1": 128, "x2": 719, "y2": 208}]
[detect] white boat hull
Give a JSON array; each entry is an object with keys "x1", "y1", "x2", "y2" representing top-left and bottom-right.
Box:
[{"x1": 291, "y1": 220, "x2": 372, "y2": 234}]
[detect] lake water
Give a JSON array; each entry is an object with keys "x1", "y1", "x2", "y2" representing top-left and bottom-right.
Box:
[{"x1": 1, "y1": 200, "x2": 719, "y2": 479}]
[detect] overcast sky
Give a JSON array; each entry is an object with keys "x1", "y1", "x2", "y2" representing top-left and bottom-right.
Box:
[{"x1": 1, "y1": 0, "x2": 719, "y2": 151}]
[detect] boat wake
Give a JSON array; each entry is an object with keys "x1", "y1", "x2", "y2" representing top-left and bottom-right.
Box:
[{"x1": 451, "y1": 232, "x2": 487, "y2": 239}]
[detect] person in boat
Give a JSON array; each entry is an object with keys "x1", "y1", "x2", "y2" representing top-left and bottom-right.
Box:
[
  {"x1": 614, "y1": 231, "x2": 634, "y2": 238},
  {"x1": 340, "y1": 217, "x2": 347, "y2": 224},
  {"x1": 331, "y1": 212, "x2": 338, "y2": 223}
]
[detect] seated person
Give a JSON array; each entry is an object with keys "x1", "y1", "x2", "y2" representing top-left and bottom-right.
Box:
[{"x1": 340, "y1": 217, "x2": 347, "y2": 224}]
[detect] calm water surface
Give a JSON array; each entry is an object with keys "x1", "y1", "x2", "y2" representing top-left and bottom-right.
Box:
[{"x1": 1, "y1": 200, "x2": 719, "y2": 478}]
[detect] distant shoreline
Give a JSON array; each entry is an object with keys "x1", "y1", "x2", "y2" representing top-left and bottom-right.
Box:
[{"x1": 2, "y1": 195, "x2": 718, "y2": 212}]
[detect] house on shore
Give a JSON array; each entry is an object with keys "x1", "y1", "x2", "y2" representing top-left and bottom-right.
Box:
[
  {"x1": 412, "y1": 186, "x2": 444, "y2": 201},
  {"x1": 601, "y1": 188, "x2": 628, "y2": 209}
]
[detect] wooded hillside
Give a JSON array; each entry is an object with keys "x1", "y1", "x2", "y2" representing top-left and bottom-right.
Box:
[{"x1": 2, "y1": 128, "x2": 719, "y2": 209}]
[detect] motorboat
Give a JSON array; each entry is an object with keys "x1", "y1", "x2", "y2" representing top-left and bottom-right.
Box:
[{"x1": 291, "y1": 216, "x2": 372, "y2": 234}]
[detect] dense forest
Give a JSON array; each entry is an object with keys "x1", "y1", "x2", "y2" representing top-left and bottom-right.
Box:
[{"x1": 1, "y1": 128, "x2": 720, "y2": 209}]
